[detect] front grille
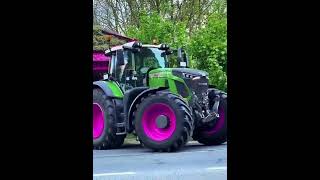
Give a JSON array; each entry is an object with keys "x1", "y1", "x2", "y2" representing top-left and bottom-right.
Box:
[{"x1": 184, "y1": 76, "x2": 208, "y2": 100}]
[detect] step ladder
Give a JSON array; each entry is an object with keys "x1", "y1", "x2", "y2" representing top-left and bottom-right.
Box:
[{"x1": 116, "y1": 113, "x2": 126, "y2": 135}]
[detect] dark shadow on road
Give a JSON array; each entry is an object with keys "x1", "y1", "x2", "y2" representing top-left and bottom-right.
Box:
[
  {"x1": 117, "y1": 142, "x2": 227, "y2": 154},
  {"x1": 121, "y1": 143, "x2": 142, "y2": 148}
]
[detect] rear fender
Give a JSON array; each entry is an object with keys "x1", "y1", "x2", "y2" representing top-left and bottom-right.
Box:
[
  {"x1": 127, "y1": 87, "x2": 168, "y2": 132},
  {"x1": 93, "y1": 80, "x2": 124, "y2": 98}
]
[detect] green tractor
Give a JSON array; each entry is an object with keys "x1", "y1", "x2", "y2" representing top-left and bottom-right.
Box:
[{"x1": 93, "y1": 41, "x2": 227, "y2": 152}]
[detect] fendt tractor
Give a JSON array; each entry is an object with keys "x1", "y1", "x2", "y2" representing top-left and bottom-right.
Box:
[{"x1": 93, "y1": 40, "x2": 227, "y2": 152}]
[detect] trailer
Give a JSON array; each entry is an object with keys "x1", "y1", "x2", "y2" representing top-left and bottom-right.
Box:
[{"x1": 93, "y1": 29, "x2": 135, "y2": 81}]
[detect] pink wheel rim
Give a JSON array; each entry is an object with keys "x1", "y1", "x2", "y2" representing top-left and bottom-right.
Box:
[
  {"x1": 93, "y1": 103, "x2": 105, "y2": 139},
  {"x1": 204, "y1": 107, "x2": 225, "y2": 135},
  {"x1": 141, "y1": 103, "x2": 176, "y2": 141}
]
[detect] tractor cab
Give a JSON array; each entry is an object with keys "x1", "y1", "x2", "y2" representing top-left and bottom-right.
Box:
[{"x1": 105, "y1": 41, "x2": 172, "y2": 91}]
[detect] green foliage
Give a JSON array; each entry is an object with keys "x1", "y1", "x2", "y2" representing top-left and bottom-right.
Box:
[
  {"x1": 93, "y1": 25, "x2": 126, "y2": 51},
  {"x1": 188, "y1": 14, "x2": 227, "y2": 91},
  {"x1": 126, "y1": 11, "x2": 188, "y2": 49},
  {"x1": 93, "y1": 2, "x2": 227, "y2": 91},
  {"x1": 126, "y1": 12, "x2": 228, "y2": 91}
]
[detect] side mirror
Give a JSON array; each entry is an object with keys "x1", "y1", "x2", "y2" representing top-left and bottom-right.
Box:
[
  {"x1": 177, "y1": 48, "x2": 189, "y2": 68},
  {"x1": 183, "y1": 51, "x2": 189, "y2": 67},
  {"x1": 165, "y1": 49, "x2": 173, "y2": 55}
]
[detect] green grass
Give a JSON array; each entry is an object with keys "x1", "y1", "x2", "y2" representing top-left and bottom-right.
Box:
[{"x1": 124, "y1": 133, "x2": 140, "y2": 145}]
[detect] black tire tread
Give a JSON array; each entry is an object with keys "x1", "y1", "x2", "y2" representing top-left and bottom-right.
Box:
[
  {"x1": 134, "y1": 91, "x2": 193, "y2": 152},
  {"x1": 192, "y1": 90, "x2": 227, "y2": 146},
  {"x1": 93, "y1": 88, "x2": 126, "y2": 150}
]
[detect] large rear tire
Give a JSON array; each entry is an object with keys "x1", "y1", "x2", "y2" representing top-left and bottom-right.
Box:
[
  {"x1": 134, "y1": 92, "x2": 193, "y2": 152},
  {"x1": 193, "y1": 89, "x2": 227, "y2": 145},
  {"x1": 93, "y1": 88, "x2": 125, "y2": 149}
]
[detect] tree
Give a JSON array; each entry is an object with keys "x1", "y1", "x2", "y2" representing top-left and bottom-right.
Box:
[
  {"x1": 125, "y1": 11, "x2": 188, "y2": 48},
  {"x1": 94, "y1": 0, "x2": 226, "y2": 37},
  {"x1": 93, "y1": 0, "x2": 227, "y2": 90},
  {"x1": 188, "y1": 14, "x2": 227, "y2": 90}
]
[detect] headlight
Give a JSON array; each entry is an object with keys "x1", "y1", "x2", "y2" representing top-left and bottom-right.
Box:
[{"x1": 182, "y1": 72, "x2": 196, "y2": 79}]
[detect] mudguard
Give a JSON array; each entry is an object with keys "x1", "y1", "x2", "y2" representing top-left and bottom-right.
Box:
[{"x1": 126, "y1": 87, "x2": 168, "y2": 132}]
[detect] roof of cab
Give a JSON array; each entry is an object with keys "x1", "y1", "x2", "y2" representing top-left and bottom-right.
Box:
[{"x1": 105, "y1": 41, "x2": 162, "y2": 54}]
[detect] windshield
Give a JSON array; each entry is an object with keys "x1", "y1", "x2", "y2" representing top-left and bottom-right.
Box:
[{"x1": 135, "y1": 47, "x2": 167, "y2": 69}]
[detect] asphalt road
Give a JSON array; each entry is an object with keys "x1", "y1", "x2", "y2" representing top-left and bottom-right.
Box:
[{"x1": 93, "y1": 141, "x2": 227, "y2": 180}]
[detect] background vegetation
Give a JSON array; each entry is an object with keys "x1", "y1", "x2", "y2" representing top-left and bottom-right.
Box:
[{"x1": 93, "y1": 0, "x2": 227, "y2": 91}]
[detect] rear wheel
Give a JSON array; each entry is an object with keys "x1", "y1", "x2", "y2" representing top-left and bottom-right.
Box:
[
  {"x1": 93, "y1": 88, "x2": 125, "y2": 149},
  {"x1": 193, "y1": 89, "x2": 227, "y2": 145},
  {"x1": 134, "y1": 92, "x2": 193, "y2": 152}
]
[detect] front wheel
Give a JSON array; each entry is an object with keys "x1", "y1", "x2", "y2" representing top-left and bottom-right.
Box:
[{"x1": 193, "y1": 89, "x2": 227, "y2": 145}]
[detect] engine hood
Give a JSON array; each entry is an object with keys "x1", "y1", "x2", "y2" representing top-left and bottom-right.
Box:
[{"x1": 171, "y1": 68, "x2": 209, "y2": 77}]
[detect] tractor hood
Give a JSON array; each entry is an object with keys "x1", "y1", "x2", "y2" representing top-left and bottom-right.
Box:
[
  {"x1": 148, "y1": 68, "x2": 209, "y2": 79},
  {"x1": 171, "y1": 68, "x2": 209, "y2": 78}
]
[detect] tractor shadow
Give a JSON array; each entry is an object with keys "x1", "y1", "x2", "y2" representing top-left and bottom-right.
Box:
[{"x1": 121, "y1": 141, "x2": 227, "y2": 153}]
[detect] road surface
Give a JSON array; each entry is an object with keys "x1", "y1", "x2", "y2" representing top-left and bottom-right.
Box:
[{"x1": 93, "y1": 141, "x2": 227, "y2": 180}]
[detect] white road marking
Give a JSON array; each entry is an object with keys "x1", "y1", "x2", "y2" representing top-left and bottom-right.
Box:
[
  {"x1": 93, "y1": 168, "x2": 226, "y2": 177},
  {"x1": 206, "y1": 166, "x2": 227, "y2": 171},
  {"x1": 93, "y1": 172, "x2": 136, "y2": 177}
]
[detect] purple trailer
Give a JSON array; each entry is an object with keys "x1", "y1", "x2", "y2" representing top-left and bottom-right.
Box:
[
  {"x1": 93, "y1": 29, "x2": 135, "y2": 81},
  {"x1": 93, "y1": 50, "x2": 110, "y2": 81}
]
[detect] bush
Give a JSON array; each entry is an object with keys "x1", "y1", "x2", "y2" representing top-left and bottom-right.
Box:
[{"x1": 188, "y1": 14, "x2": 227, "y2": 91}]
